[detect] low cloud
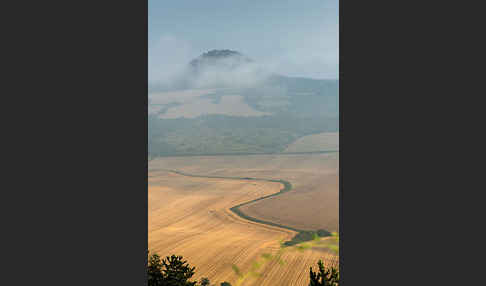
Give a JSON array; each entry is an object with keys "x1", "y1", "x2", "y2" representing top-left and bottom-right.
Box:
[
  {"x1": 148, "y1": 32, "x2": 337, "y2": 92},
  {"x1": 148, "y1": 35, "x2": 195, "y2": 86}
]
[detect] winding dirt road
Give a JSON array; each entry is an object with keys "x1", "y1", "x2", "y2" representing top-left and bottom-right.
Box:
[{"x1": 148, "y1": 169, "x2": 336, "y2": 286}]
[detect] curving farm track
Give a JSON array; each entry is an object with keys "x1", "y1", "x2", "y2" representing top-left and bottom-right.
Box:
[
  {"x1": 161, "y1": 168, "x2": 311, "y2": 233},
  {"x1": 148, "y1": 167, "x2": 337, "y2": 286}
]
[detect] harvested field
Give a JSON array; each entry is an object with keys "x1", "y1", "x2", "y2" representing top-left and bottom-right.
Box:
[
  {"x1": 148, "y1": 168, "x2": 338, "y2": 285},
  {"x1": 284, "y1": 132, "x2": 339, "y2": 153},
  {"x1": 149, "y1": 89, "x2": 219, "y2": 105},
  {"x1": 149, "y1": 153, "x2": 339, "y2": 232},
  {"x1": 160, "y1": 95, "x2": 270, "y2": 119},
  {"x1": 148, "y1": 88, "x2": 270, "y2": 118}
]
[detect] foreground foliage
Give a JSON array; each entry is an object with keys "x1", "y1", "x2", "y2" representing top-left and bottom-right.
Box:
[
  {"x1": 148, "y1": 252, "x2": 233, "y2": 286},
  {"x1": 148, "y1": 244, "x2": 339, "y2": 286},
  {"x1": 309, "y1": 260, "x2": 339, "y2": 286},
  {"x1": 148, "y1": 253, "x2": 198, "y2": 286}
]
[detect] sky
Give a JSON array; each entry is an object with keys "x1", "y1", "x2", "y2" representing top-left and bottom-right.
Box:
[{"x1": 149, "y1": 0, "x2": 338, "y2": 82}]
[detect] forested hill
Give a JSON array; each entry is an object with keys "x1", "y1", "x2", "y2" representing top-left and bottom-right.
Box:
[{"x1": 148, "y1": 50, "x2": 338, "y2": 157}]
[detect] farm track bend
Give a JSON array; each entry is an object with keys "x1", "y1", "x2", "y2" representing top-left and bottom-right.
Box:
[{"x1": 161, "y1": 168, "x2": 323, "y2": 234}]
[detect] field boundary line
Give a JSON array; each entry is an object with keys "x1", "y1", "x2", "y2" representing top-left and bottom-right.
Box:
[{"x1": 159, "y1": 168, "x2": 328, "y2": 235}]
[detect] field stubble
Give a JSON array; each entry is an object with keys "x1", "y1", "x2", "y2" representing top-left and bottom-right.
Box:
[
  {"x1": 149, "y1": 153, "x2": 338, "y2": 285},
  {"x1": 149, "y1": 153, "x2": 339, "y2": 231}
]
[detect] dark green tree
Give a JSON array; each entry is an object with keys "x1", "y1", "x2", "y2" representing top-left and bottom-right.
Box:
[
  {"x1": 162, "y1": 255, "x2": 197, "y2": 286},
  {"x1": 147, "y1": 253, "x2": 197, "y2": 286},
  {"x1": 148, "y1": 253, "x2": 165, "y2": 286},
  {"x1": 309, "y1": 260, "x2": 339, "y2": 286},
  {"x1": 220, "y1": 282, "x2": 232, "y2": 286},
  {"x1": 199, "y1": 277, "x2": 210, "y2": 286}
]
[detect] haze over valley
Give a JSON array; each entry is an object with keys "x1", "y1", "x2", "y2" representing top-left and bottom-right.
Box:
[{"x1": 149, "y1": 50, "x2": 338, "y2": 157}]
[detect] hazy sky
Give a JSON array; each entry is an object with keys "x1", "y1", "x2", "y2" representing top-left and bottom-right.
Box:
[{"x1": 149, "y1": 0, "x2": 338, "y2": 81}]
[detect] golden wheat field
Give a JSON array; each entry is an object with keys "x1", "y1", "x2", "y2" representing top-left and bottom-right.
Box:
[
  {"x1": 148, "y1": 168, "x2": 337, "y2": 286},
  {"x1": 149, "y1": 153, "x2": 338, "y2": 285},
  {"x1": 149, "y1": 153, "x2": 339, "y2": 232}
]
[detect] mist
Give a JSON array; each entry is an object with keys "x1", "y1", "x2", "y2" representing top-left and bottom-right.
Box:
[
  {"x1": 149, "y1": 37, "x2": 276, "y2": 91},
  {"x1": 149, "y1": 0, "x2": 338, "y2": 90},
  {"x1": 148, "y1": 37, "x2": 338, "y2": 93}
]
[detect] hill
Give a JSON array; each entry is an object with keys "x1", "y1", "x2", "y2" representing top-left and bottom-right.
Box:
[
  {"x1": 189, "y1": 49, "x2": 253, "y2": 73},
  {"x1": 148, "y1": 50, "x2": 338, "y2": 157}
]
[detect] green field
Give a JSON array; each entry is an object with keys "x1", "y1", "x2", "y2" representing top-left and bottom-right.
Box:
[{"x1": 148, "y1": 76, "x2": 338, "y2": 157}]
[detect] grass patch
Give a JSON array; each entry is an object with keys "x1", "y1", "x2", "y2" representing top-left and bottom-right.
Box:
[{"x1": 283, "y1": 230, "x2": 332, "y2": 247}]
